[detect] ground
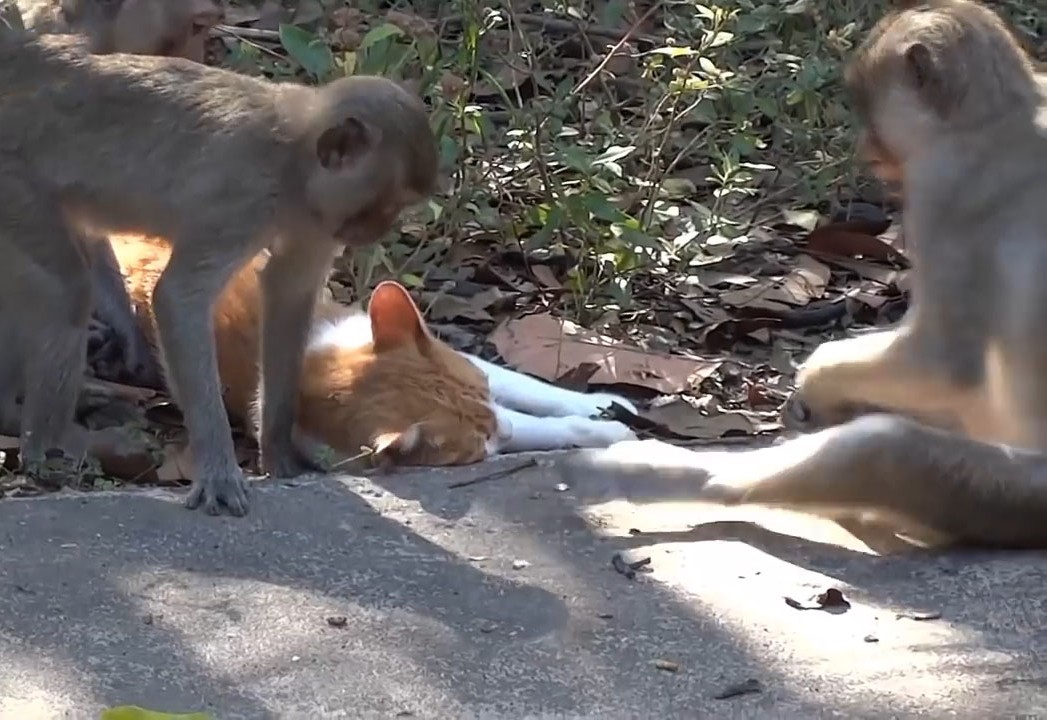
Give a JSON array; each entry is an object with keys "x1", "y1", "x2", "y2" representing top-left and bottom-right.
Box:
[
  {"x1": 3, "y1": 2, "x2": 1047, "y2": 718},
  {"x1": 2, "y1": 453, "x2": 1047, "y2": 718}
]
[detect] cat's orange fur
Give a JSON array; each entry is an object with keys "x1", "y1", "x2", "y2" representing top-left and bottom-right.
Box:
[{"x1": 108, "y1": 233, "x2": 497, "y2": 466}]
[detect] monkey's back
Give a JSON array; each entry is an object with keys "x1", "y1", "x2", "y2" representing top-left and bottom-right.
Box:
[{"x1": 0, "y1": 32, "x2": 308, "y2": 238}]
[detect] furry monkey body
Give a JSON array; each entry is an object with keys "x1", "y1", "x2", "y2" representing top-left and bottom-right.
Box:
[
  {"x1": 562, "y1": 0, "x2": 1047, "y2": 549},
  {"x1": 0, "y1": 34, "x2": 437, "y2": 515},
  {"x1": 16, "y1": 0, "x2": 223, "y2": 61}
]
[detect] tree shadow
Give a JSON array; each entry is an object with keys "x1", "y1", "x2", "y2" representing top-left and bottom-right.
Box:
[{"x1": 2, "y1": 460, "x2": 1046, "y2": 717}]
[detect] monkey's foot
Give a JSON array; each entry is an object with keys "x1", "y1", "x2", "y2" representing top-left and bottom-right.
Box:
[{"x1": 186, "y1": 474, "x2": 249, "y2": 517}]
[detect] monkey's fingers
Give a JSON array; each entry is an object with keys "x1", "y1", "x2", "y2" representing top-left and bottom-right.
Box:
[{"x1": 186, "y1": 475, "x2": 249, "y2": 516}]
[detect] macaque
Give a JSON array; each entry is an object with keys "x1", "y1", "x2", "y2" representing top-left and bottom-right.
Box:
[
  {"x1": 559, "y1": 0, "x2": 1047, "y2": 549},
  {"x1": 0, "y1": 32, "x2": 438, "y2": 515},
  {"x1": 16, "y1": 0, "x2": 223, "y2": 61},
  {"x1": 9, "y1": 0, "x2": 225, "y2": 387}
]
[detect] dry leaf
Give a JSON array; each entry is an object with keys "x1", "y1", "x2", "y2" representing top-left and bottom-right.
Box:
[
  {"x1": 642, "y1": 399, "x2": 757, "y2": 439},
  {"x1": 719, "y1": 255, "x2": 829, "y2": 310},
  {"x1": 155, "y1": 443, "x2": 193, "y2": 483},
  {"x1": 530, "y1": 264, "x2": 562, "y2": 289},
  {"x1": 806, "y1": 223, "x2": 901, "y2": 262},
  {"x1": 422, "y1": 292, "x2": 494, "y2": 322},
  {"x1": 489, "y1": 313, "x2": 720, "y2": 394},
  {"x1": 827, "y1": 257, "x2": 904, "y2": 286}
]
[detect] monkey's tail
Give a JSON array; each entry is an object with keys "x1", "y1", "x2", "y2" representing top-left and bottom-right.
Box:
[{"x1": 560, "y1": 413, "x2": 1047, "y2": 549}]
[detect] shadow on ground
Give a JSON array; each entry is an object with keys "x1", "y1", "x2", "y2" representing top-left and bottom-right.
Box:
[{"x1": 0, "y1": 450, "x2": 1044, "y2": 718}]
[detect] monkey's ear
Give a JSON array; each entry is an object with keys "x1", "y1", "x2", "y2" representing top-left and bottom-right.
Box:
[
  {"x1": 904, "y1": 41, "x2": 955, "y2": 115},
  {"x1": 316, "y1": 117, "x2": 377, "y2": 170},
  {"x1": 368, "y1": 280, "x2": 430, "y2": 352},
  {"x1": 904, "y1": 42, "x2": 936, "y2": 89}
]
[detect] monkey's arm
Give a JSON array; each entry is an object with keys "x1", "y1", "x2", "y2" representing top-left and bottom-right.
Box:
[
  {"x1": 785, "y1": 325, "x2": 983, "y2": 430},
  {"x1": 561, "y1": 414, "x2": 1047, "y2": 549},
  {"x1": 87, "y1": 238, "x2": 164, "y2": 388},
  {"x1": 255, "y1": 238, "x2": 340, "y2": 477}
]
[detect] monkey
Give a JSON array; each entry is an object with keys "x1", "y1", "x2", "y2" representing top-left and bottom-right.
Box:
[
  {"x1": 557, "y1": 0, "x2": 1047, "y2": 550},
  {"x1": 0, "y1": 32, "x2": 438, "y2": 515},
  {"x1": 3, "y1": 1, "x2": 224, "y2": 394},
  {"x1": 15, "y1": 0, "x2": 223, "y2": 61}
]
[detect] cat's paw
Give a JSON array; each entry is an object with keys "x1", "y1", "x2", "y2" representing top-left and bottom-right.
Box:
[{"x1": 565, "y1": 418, "x2": 637, "y2": 448}]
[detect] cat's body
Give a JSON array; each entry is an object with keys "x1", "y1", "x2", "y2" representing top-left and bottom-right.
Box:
[{"x1": 109, "y1": 233, "x2": 636, "y2": 467}]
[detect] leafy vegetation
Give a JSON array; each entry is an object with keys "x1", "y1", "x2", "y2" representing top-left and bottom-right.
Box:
[{"x1": 224, "y1": 0, "x2": 1040, "y2": 327}]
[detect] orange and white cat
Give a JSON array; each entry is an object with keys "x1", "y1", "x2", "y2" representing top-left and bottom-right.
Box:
[{"x1": 107, "y1": 233, "x2": 637, "y2": 467}]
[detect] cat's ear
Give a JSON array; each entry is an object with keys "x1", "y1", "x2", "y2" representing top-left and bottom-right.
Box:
[
  {"x1": 372, "y1": 427, "x2": 420, "y2": 454},
  {"x1": 368, "y1": 281, "x2": 431, "y2": 352},
  {"x1": 371, "y1": 425, "x2": 422, "y2": 466}
]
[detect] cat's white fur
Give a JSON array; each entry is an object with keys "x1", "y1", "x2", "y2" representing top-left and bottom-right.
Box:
[{"x1": 309, "y1": 310, "x2": 638, "y2": 456}]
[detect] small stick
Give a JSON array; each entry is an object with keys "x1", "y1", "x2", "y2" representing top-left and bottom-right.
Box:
[
  {"x1": 213, "y1": 24, "x2": 280, "y2": 41},
  {"x1": 448, "y1": 458, "x2": 537, "y2": 489}
]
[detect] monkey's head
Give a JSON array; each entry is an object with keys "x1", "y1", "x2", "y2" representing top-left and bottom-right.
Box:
[
  {"x1": 63, "y1": 0, "x2": 224, "y2": 62},
  {"x1": 303, "y1": 76, "x2": 439, "y2": 248},
  {"x1": 844, "y1": 0, "x2": 1038, "y2": 165}
]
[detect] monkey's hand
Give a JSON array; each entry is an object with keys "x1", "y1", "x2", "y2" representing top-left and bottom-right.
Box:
[
  {"x1": 87, "y1": 314, "x2": 162, "y2": 388},
  {"x1": 782, "y1": 339, "x2": 874, "y2": 431}
]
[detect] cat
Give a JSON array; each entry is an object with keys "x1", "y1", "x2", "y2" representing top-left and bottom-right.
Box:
[{"x1": 107, "y1": 233, "x2": 638, "y2": 467}]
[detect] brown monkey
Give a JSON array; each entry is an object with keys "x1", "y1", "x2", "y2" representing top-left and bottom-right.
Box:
[
  {"x1": 559, "y1": 0, "x2": 1047, "y2": 549},
  {"x1": 0, "y1": 33, "x2": 437, "y2": 515},
  {"x1": 11, "y1": 0, "x2": 225, "y2": 386},
  {"x1": 16, "y1": 0, "x2": 223, "y2": 61}
]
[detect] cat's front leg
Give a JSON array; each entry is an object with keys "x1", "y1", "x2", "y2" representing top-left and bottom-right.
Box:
[
  {"x1": 466, "y1": 354, "x2": 638, "y2": 417},
  {"x1": 493, "y1": 405, "x2": 636, "y2": 453}
]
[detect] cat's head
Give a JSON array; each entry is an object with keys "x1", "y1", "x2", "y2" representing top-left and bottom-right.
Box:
[{"x1": 299, "y1": 280, "x2": 498, "y2": 467}]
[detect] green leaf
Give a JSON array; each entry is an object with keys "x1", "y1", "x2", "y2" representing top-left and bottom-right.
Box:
[
  {"x1": 100, "y1": 707, "x2": 212, "y2": 720},
  {"x1": 278, "y1": 24, "x2": 334, "y2": 80},
  {"x1": 358, "y1": 24, "x2": 405, "y2": 52}
]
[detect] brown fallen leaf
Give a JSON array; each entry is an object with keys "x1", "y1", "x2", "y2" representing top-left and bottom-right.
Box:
[
  {"x1": 784, "y1": 587, "x2": 851, "y2": 613},
  {"x1": 155, "y1": 443, "x2": 194, "y2": 484},
  {"x1": 827, "y1": 257, "x2": 907, "y2": 286},
  {"x1": 642, "y1": 398, "x2": 758, "y2": 440},
  {"x1": 806, "y1": 223, "x2": 902, "y2": 262},
  {"x1": 719, "y1": 254, "x2": 831, "y2": 310},
  {"x1": 530, "y1": 264, "x2": 562, "y2": 289},
  {"x1": 489, "y1": 313, "x2": 721, "y2": 394},
  {"x1": 422, "y1": 292, "x2": 494, "y2": 322},
  {"x1": 88, "y1": 428, "x2": 162, "y2": 482}
]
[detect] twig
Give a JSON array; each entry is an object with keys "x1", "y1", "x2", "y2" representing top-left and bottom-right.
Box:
[
  {"x1": 448, "y1": 458, "x2": 537, "y2": 488},
  {"x1": 572, "y1": 3, "x2": 663, "y2": 95},
  {"x1": 213, "y1": 24, "x2": 280, "y2": 41},
  {"x1": 441, "y1": 12, "x2": 659, "y2": 45}
]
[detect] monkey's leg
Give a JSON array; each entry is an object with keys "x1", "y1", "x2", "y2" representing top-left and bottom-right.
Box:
[
  {"x1": 785, "y1": 326, "x2": 983, "y2": 430},
  {"x1": 0, "y1": 214, "x2": 93, "y2": 472},
  {"x1": 255, "y1": 240, "x2": 339, "y2": 477},
  {"x1": 152, "y1": 241, "x2": 250, "y2": 516},
  {"x1": 564, "y1": 414, "x2": 1047, "y2": 549}
]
